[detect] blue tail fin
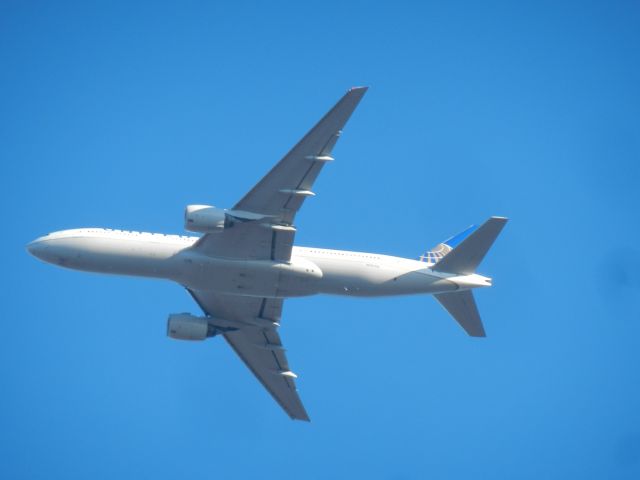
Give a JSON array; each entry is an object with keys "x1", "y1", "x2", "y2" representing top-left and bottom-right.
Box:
[
  {"x1": 433, "y1": 217, "x2": 508, "y2": 274},
  {"x1": 418, "y1": 224, "x2": 478, "y2": 265},
  {"x1": 442, "y1": 224, "x2": 479, "y2": 248}
]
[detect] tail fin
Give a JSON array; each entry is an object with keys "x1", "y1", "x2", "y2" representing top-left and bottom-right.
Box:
[
  {"x1": 432, "y1": 217, "x2": 508, "y2": 275},
  {"x1": 419, "y1": 224, "x2": 478, "y2": 265},
  {"x1": 434, "y1": 291, "x2": 485, "y2": 337}
]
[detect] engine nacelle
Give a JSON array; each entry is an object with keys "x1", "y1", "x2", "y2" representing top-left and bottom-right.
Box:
[
  {"x1": 184, "y1": 204, "x2": 227, "y2": 233},
  {"x1": 167, "y1": 313, "x2": 216, "y2": 341}
]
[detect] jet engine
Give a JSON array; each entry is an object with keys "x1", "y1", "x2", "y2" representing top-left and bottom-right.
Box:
[
  {"x1": 184, "y1": 205, "x2": 227, "y2": 233},
  {"x1": 167, "y1": 313, "x2": 217, "y2": 340}
]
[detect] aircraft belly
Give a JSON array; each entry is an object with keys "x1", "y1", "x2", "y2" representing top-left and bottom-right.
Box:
[
  {"x1": 312, "y1": 258, "x2": 458, "y2": 297},
  {"x1": 273, "y1": 257, "x2": 322, "y2": 297},
  {"x1": 177, "y1": 253, "x2": 322, "y2": 298}
]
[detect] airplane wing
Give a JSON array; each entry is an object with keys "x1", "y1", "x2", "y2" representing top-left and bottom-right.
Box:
[
  {"x1": 193, "y1": 87, "x2": 367, "y2": 260},
  {"x1": 233, "y1": 86, "x2": 368, "y2": 224},
  {"x1": 188, "y1": 289, "x2": 310, "y2": 421},
  {"x1": 187, "y1": 88, "x2": 368, "y2": 420}
]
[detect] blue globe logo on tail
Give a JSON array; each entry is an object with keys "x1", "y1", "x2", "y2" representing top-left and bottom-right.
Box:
[{"x1": 419, "y1": 224, "x2": 478, "y2": 265}]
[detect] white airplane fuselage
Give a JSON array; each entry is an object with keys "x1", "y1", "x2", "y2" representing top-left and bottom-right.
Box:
[{"x1": 27, "y1": 228, "x2": 491, "y2": 298}]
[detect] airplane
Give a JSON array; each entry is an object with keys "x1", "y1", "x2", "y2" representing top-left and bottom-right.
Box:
[{"x1": 27, "y1": 87, "x2": 507, "y2": 421}]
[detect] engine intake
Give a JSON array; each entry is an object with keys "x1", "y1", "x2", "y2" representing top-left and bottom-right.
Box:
[
  {"x1": 167, "y1": 313, "x2": 217, "y2": 341},
  {"x1": 184, "y1": 205, "x2": 227, "y2": 233}
]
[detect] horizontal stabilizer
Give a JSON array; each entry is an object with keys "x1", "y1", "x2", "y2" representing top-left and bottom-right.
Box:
[
  {"x1": 432, "y1": 217, "x2": 508, "y2": 275},
  {"x1": 434, "y1": 291, "x2": 485, "y2": 337}
]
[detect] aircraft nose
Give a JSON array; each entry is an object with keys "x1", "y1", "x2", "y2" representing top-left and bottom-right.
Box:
[{"x1": 26, "y1": 237, "x2": 50, "y2": 261}]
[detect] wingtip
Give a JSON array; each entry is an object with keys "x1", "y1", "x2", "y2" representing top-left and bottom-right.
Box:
[{"x1": 348, "y1": 86, "x2": 369, "y2": 93}]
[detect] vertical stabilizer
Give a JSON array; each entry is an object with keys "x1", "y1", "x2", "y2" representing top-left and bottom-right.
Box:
[
  {"x1": 434, "y1": 291, "x2": 485, "y2": 337},
  {"x1": 419, "y1": 224, "x2": 477, "y2": 264},
  {"x1": 432, "y1": 217, "x2": 508, "y2": 275}
]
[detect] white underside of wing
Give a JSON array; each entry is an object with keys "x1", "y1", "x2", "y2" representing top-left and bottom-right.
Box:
[
  {"x1": 224, "y1": 327, "x2": 309, "y2": 421},
  {"x1": 189, "y1": 290, "x2": 309, "y2": 421}
]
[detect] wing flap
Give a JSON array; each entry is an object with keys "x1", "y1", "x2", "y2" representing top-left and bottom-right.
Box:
[
  {"x1": 271, "y1": 227, "x2": 295, "y2": 262},
  {"x1": 193, "y1": 222, "x2": 274, "y2": 259}
]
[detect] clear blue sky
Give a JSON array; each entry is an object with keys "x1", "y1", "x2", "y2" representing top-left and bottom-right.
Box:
[{"x1": 2, "y1": 1, "x2": 640, "y2": 479}]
